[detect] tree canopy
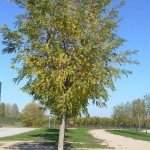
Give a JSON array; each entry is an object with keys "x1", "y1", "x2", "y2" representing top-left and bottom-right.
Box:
[
  {"x1": 0, "y1": 103, "x2": 5, "y2": 118},
  {"x1": 21, "y1": 102, "x2": 45, "y2": 127},
  {"x1": 0, "y1": 0, "x2": 138, "y2": 149},
  {"x1": 0, "y1": 0, "x2": 138, "y2": 117}
]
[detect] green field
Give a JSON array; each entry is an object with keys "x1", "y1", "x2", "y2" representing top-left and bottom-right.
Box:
[
  {"x1": 0, "y1": 128, "x2": 110, "y2": 149},
  {"x1": 107, "y1": 129, "x2": 150, "y2": 141}
]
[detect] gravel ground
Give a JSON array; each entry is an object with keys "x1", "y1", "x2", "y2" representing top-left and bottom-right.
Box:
[
  {"x1": 0, "y1": 128, "x2": 38, "y2": 138},
  {"x1": 89, "y1": 129, "x2": 150, "y2": 150}
]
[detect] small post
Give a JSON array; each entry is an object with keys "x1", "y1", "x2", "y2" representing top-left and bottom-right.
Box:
[
  {"x1": 138, "y1": 114, "x2": 140, "y2": 130},
  {"x1": 49, "y1": 116, "x2": 51, "y2": 128},
  {"x1": 53, "y1": 115, "x2": 56, "y2": 128}
]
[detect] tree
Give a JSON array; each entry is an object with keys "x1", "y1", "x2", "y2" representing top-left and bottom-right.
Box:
[
  {"x1": 4, "y1": 103, "x2": 20, "y2": 123},
  {"x1": 131, "y1": 99, "x2": 146, "y2": 130},
  {"x1": 112, "y1": 103, "x2": 126, "y2": 128},
  {"x1": 112, "y1": 102, "x2": 132, "y2": 128},
  {"x1": 143, "y1": 94, "x2": 150, "y2": 133},
  {"x1": 123, "y1": 101, "x2": 132, "y2": 128},
  {"x1": 11, "y1": 103, "x2": 20, "y2": 120},
  {"x1": 5, "y1": 104, "x2": 12, "y2": 119},
  {"x1": 0, "y1": 0, "x2": 138, "y2": 149},
  {"x1": 21, "y1": 102, "x2": 45, "y2": 127},
  {"x1": 0, "y1": 103, "x2": 5, "y2": 118}
]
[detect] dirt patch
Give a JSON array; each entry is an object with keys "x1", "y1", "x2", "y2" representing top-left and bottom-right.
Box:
[{"x1": 89, "y1": 129, "x2": 150, "y2": 150}]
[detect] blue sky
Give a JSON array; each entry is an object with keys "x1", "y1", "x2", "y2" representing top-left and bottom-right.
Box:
[{"x1": 0, "y1": 0, "x2": 150, "y2": 117}]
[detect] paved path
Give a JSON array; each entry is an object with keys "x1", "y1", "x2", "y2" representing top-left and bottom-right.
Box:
[
  {"x1": 0, "y1": 128, "x2": 38, "y2": 138},
  {"x1": 89, "y1": 129, "x2": 150, "y2": 150}
]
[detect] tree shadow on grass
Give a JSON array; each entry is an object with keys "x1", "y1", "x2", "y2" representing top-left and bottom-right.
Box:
[
  {"x1": 5, "y1": 129, "x2": 73, "y2": 150},
  {"x1": 29, "y1": 129, "x2": 59, "y2": 141},
  {"x1": 4, "y1": 141, "x2": 72, "y2": 150}
]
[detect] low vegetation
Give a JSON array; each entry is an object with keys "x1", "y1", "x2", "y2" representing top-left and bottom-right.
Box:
[
  {"x1": 0, "y1": 128, "x2": 110, "y2": 149},
  {"x1": 107, "y1": 129, "x2": 150, "y2": 141}
]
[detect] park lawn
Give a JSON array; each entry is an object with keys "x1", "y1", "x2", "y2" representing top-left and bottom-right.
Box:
[
  {"x1": 0, "y1": 128, "x2": 109, "y2": 149},
  {"x1": 65, "y1": 128, "x2": 109, "y2": 149},
  {"x1": 107, "y1": 129, "x2": 150, "y2": 141}
]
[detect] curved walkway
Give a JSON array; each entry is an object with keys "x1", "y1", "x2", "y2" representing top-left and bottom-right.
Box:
[
  {"x1": 0, "y1": 128, "x2": 38, "y2": 138},
  {"x1": 89, "y1": 129, "x2": 150, "y2": 150}
]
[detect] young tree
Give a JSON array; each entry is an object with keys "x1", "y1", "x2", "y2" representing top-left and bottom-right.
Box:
[
  {"x1": 143, "y1": 94, "x2": 150, "y2": 133},
  {"x1": 112, "y1": 103, "x2": 126, "y2": 128},
  {"x1": 5, "y1": 104, "x2": 12, "y2": 119},
  {"x1": 21, "y1": 102, "x2": 45, "y2": 127},
  {"x1": 124, "y1": 101, "x2": 132, "y2": 128},
  {"x1": 0, "y1": 0, "x2": 138, "y2": 149},
  {"x1": 0, "y1": 103, "x2": 5, "y2": 118},
  {"x1": 11, "y1": 103, "x2": 20, "y2": 120},
  {"x1": 132, "y1": 98, "x2": 146, "y2": 130},
  {"x1": 112, "y1": 102, "x2": 132, "y2": 128}
]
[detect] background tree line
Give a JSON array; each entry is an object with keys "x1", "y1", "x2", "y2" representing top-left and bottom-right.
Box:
[
  {"x1": 0, "y1": 102, "x2": 47, "y2": 127},
  {"x1": 112, "y1": 93, "x2": 150, "y2": 130},
  {"x1": 0, "y1": 103, "x2": 20, "y2": 126},
  {"x1": 1, "y1": 93, "x2": 150, "y2": 129}
]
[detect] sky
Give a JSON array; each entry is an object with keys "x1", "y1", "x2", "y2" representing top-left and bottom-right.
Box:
[{"x1": 0, "y1": 0, "x2": 150, "y2": 117}]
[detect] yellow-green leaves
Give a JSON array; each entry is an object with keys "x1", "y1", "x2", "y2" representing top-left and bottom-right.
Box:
[{"x1": 1, "y1": 0, "x2": 138, "y2": 118}]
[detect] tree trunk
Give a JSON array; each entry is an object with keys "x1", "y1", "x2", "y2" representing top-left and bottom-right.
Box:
[
  {"x1": 137, "y1": 114, "x2": 140, "y2": 130},
  {"x1": 129, "y1": 121, "x2": 131, "y2": 130},
  {"x1": 146, "y1": 120, "x2": 148, "y2": 134},
  {"x1": 146, "y1": 115, "x2": 148, "y2": 134},
  {"x1": 58, "y1": 113, "x2": 66, "y2": 150}
]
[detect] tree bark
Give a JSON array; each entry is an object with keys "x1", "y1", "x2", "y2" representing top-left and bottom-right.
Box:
[
  {"x1": 58, "y1": 113, "x2": 66, "y2": 150},
  {"x1": 146, "y1": 115, "x2": 148, "y2": 134}
]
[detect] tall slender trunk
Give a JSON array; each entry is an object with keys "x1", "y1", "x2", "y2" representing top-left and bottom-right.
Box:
[
  {"x1": 138, "y1": 115, "x2": 140, "y2": 130},
  {"x1": 146, "y1": 115, "x2": 148, "y2": 134},
  {"x1": 58, "y1": 113, "x2": 66, "y2": 150},
  {"x1": 146, "y1": 120, "x2": 148, "y2": 134}
]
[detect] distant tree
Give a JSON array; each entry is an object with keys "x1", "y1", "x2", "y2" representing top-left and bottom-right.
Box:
[
  {"x1": 123, "y1": 101, "x2": 132, "y2": 128},
  {"x1": 5, "y1": 104, "x2": 12, "y2": 119},
  {"x1": 144, "y1": 94, "x2": 150, "y2": 118},
  {"x1": 21, "y1": 102, "x2": 45, "y2": 127},
  {"x1": 143, "y1": 94, "x2": 150, "y2": 133},
  {"x1": 0, "y1": 0, "x2": 139, "y2": 149},
  {"x1": 131, "y1": 99, "x2": 146, "y2": 129},
  {"x1": 10, "y1": 103, "x2": 20, "y2": 120},
  {"x1": 112, "y1": 103, "x2": 126, "y2": 128},
  {"x1": 0, "y1": 103, "x2": 5, "y2": 118}
]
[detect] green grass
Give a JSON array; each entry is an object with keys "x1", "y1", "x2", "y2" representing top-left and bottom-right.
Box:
[
  {"x1": 107, "y1": 129, "x2": 150, "y2": 141},
  {"x1": 0, "y1": 128, "x2": 59, "y2": 142},
  {"x1": 0, "y1": 128, "x2": 111, "y2": 149},
  {"x1": 65, "y1": 128, "x2": 109, "y2": 149}
]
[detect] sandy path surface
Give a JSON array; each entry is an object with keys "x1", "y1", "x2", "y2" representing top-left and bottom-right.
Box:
[
  {"x1": 0, "y1": 128, "x2": 38, "y2": 138},
  {"x1": 89, "y1": 129, "x2": 150, "y2": 150}
]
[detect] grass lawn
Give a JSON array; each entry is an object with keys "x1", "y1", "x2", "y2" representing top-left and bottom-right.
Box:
[
  {"x1": 107, "y1": 129, "x2": 150, "y2": 141},
  {"x1": 0, "y1": 128, "x2": 110, "y2": 149}
]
